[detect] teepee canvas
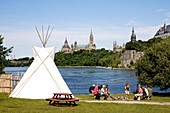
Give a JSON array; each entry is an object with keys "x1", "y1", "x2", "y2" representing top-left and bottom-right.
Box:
[{"x1": 9, "y1": 26, "x2": 73, "y2": 99}]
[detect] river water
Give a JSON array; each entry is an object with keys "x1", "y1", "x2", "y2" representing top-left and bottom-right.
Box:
[{"x1": 4, "y1": 67, "x2": 168, "y2": 95}]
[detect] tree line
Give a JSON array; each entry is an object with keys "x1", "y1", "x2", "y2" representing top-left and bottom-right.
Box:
[{"x1": 54, "y1": 49, "x2": 121, "y2": 68}]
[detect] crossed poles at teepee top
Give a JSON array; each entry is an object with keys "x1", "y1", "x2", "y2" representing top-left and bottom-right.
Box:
[
  {"x1": 10, "y1": 47, "x2": 63, "y2": 97},
  {"x1": 35, "y1": 25, "x2": 54, "y2": 48}
]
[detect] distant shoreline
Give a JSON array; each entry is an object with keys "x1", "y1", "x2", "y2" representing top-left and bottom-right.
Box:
[
  {"x1": 5, "y1": 66, "x2": 135, "y2": 70},
  {"x1": 57, "y1": 66, "x2": 135, "y2": 70}
]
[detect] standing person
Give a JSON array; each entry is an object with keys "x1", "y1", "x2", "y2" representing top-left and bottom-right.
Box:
[
  {"x1": 147, "y1": 86, "x2": 152, "y2": 100},
  {"x1": 125, "y1": 83, "x2": 131, "y2": 99},
  {"x1": 135, "y1": 85, "x2": 143, "y2": 100},
  {"x1": 105, "y1": 84, "x2": 110, "y2": 96}
]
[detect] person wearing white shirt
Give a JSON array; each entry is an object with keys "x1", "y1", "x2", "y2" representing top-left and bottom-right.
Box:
[
  {"x1": 101, "y1": 85, "x2": 108, "y2": 100},
  {"x1": 142, "y1": 86, "x2": 149, "y2": 99}
]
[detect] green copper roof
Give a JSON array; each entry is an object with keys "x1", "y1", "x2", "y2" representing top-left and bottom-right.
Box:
[
  {"x1": 89, "y1": 46, "x2": 95, "y2": 48},
  {"x1": 132, "y1": 27, "x2": 136, "y2": 37},
  {"x1": 90, "y1": 29, "x2": 93, "y2": 36},
  {"x1": 77, "y1": 45, "x2": 88, "y2": 48},
  {"x1": 132, "y1": 27, "x2": 134, "y2": 32}
]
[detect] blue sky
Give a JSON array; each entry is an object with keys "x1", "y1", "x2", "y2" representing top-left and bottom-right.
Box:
[{"x1": 1, "y1": 0, "x2": 170, "y2": 58}]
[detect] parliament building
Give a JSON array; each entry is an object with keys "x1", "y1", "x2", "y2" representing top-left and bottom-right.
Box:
[
  {"x1": 154, "y1": 23, "x2": 170, "y2": 38},
  {"x1": 61, "y1": 30, "x2": 96, "y2": 53}
]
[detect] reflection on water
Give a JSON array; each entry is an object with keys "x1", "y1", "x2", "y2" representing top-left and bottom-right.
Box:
[
  {"x1": 4, "y1": 67, "x2": 169, "y2": 95},
  {"x1": 106, "y1": 80, "x2": 119, "y2": 82}
]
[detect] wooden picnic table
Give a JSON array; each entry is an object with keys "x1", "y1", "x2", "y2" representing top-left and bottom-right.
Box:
[{"x1": 46, "y1": 93, "x2": 79, "y2": 107}]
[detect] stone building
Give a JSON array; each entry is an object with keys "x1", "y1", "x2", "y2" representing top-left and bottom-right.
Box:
[
  {"x1": 71, "y1": 30, "x2": 96, "y2": 51},
  {"x1": 113, "y1": 41, "x2": 125, "y2": 52},
  {"x1": 154, "y1": 23, "x2": 170, "y2": 38},
  {"x1": 120, "y1": 27, "x2": 144, "y2": 67},
  {"x1": 120, "y1": 50, "x2": 144, "y2": 67},
  {"x1": 61, "y1": 38, "x2": 72, "y2": 53}
]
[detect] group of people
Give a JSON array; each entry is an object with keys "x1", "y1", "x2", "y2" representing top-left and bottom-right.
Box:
[
  {"x1": 125, "y1": 83, "x2": 152, "y2": 100},
  {"x1": 89, "y1": 84, "x2": 110, "y2": 100},
  {"x1": 89, "y1": 83, "x2": 152, "y2": 100},
  {"x1": 134, "y1": 85, "x2": 152, "y2": 100}
]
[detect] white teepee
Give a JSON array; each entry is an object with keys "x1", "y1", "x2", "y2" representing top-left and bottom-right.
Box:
[{"x1": 9, "y1": 26, "x2": 73, "y2": 99}]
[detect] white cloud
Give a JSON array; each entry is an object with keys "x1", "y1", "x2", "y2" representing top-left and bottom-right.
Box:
[
  {"x1": 136, "y1": 25, "x2": 160, "y2": 40},
  {"x1": 165, "y1": 12, "x2": 170, "y2": 17},
  {"x1": 163, "y1": 18, "x2": 170, "y2": 23},
  {"x1": 125, "y1": 19, "x2": 137, "y2": 26},
  {"x1": 156, "y1": 9, "x2": 165, "y2": 12}
]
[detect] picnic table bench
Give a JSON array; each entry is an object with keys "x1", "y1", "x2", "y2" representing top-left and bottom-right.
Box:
[{"x1": 46, "y1": 93, "x2": 79, "y2": 107}]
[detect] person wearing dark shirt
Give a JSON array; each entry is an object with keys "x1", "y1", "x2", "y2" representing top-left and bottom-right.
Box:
[
  {"x1": 89, "y1": 84, "x2": 95, "y2": 94},
  {"x1": 105, "y1": 84, "x2": 110, "y2": 95},
  {"x1": 125, "y1": 83, "x2": 131, "y2": 99}
]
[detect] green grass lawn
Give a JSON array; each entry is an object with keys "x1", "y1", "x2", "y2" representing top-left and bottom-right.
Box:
[{"x1": 0, "y1": 93, "x2": 170, "y2": 113}]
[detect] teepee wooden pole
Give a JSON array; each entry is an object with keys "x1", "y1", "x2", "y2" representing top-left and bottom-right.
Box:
[
  {"x1": 33, "y1": 47, "x2": 63, "y2": 92},
  {"x1": 42, "y1": 25, "x2": 45, "y2": 47},
  {"x1": 45, "y1": 25, "x2": 50, "y2": 46},
  {"x1": 35, "y1": 26, "x2": 44, "y2": 47},
  {"x1": 45, "y1": 27, "x2": 54, "y2": 46}
]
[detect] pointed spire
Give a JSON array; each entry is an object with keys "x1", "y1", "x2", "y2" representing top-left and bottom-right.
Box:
[
  {"x1": 132, "y1": 27, "x2": 136, "y2": 36},
  {"x1": 164, "y1": 22, "x2": 167, "y2": 30},
  {"x1": 132, "y1": 27, "x2": 134, "y2": 33},
  {"x1": 131, "y1": 27, "x2": 136, "y2": 43},
  {"x1": 90, "y1": 28, "x2": 93, "y2": 36},
  {"x1": 164, "y1": 22, "x2": 166, "y2": 26},
  {"x1": 65, "y1": 37, "x2": 68, "y2": 43}
]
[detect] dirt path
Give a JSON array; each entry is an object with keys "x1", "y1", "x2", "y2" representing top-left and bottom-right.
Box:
[{"x1": 80, "y1": 100, "x2": 170, "y2": 106}]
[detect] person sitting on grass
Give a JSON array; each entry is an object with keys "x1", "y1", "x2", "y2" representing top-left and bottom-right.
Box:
[
  {"x1": 101, "y1": 85, "x2": 108, "y2": 100},
  {"x1": 94, "y1": 85, "x2": 101, "y2": 99},
  {"x1": 147, "y1": 86, "x2": 152, "y2": 100},
  {"x1": 105, "y1": 84, "x2": 110, "y2": 96},
  {"x1": 94, "y1": 85, "x2": 99, "y2": 95},
  {"x1": 142, "y1": 86, "x2": 149, "y2": 100},
  {"x1": 89, "y1": 84, "x2": 95, "y2": 95},
  {"x1": 135, "y1": 85, "x2": 143, "y2": 100},
  {"x1": 125, "y1": 83, "x2": 131, "y2": 99}
]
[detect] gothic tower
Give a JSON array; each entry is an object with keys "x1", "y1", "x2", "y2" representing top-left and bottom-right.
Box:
[
  {"x1": 131, "y1": 27, "x2": 136, "y2": 43},
  {"x1": 113, "y1": 41, "x2": 117, "y2": 52},
  {"x1": 62, "y1": 38, "x2": 70, "y2": 49},
  {"x1": 89, "y1": 29, "x2": 93, "y2": 46},
  {"x1": 74, "y1": 41, "x2": 77, "y2": 49},
  {"x1": 61, "y1": 38, "x2": 72, "y2": 53}
]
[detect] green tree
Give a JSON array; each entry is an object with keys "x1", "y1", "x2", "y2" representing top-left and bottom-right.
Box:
[
  {"x1": 0, "y1": 35, "x2": 13, "y2": 73},
  {"x1": 54, "y1": 49, "x2": 121, "y2": 67},
  {"x1": 135, "y1": 37, "x2": 170, "y2": 90},
  {"x1": 125, "y1": 37, "x2": 163, "y2": 51}
]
